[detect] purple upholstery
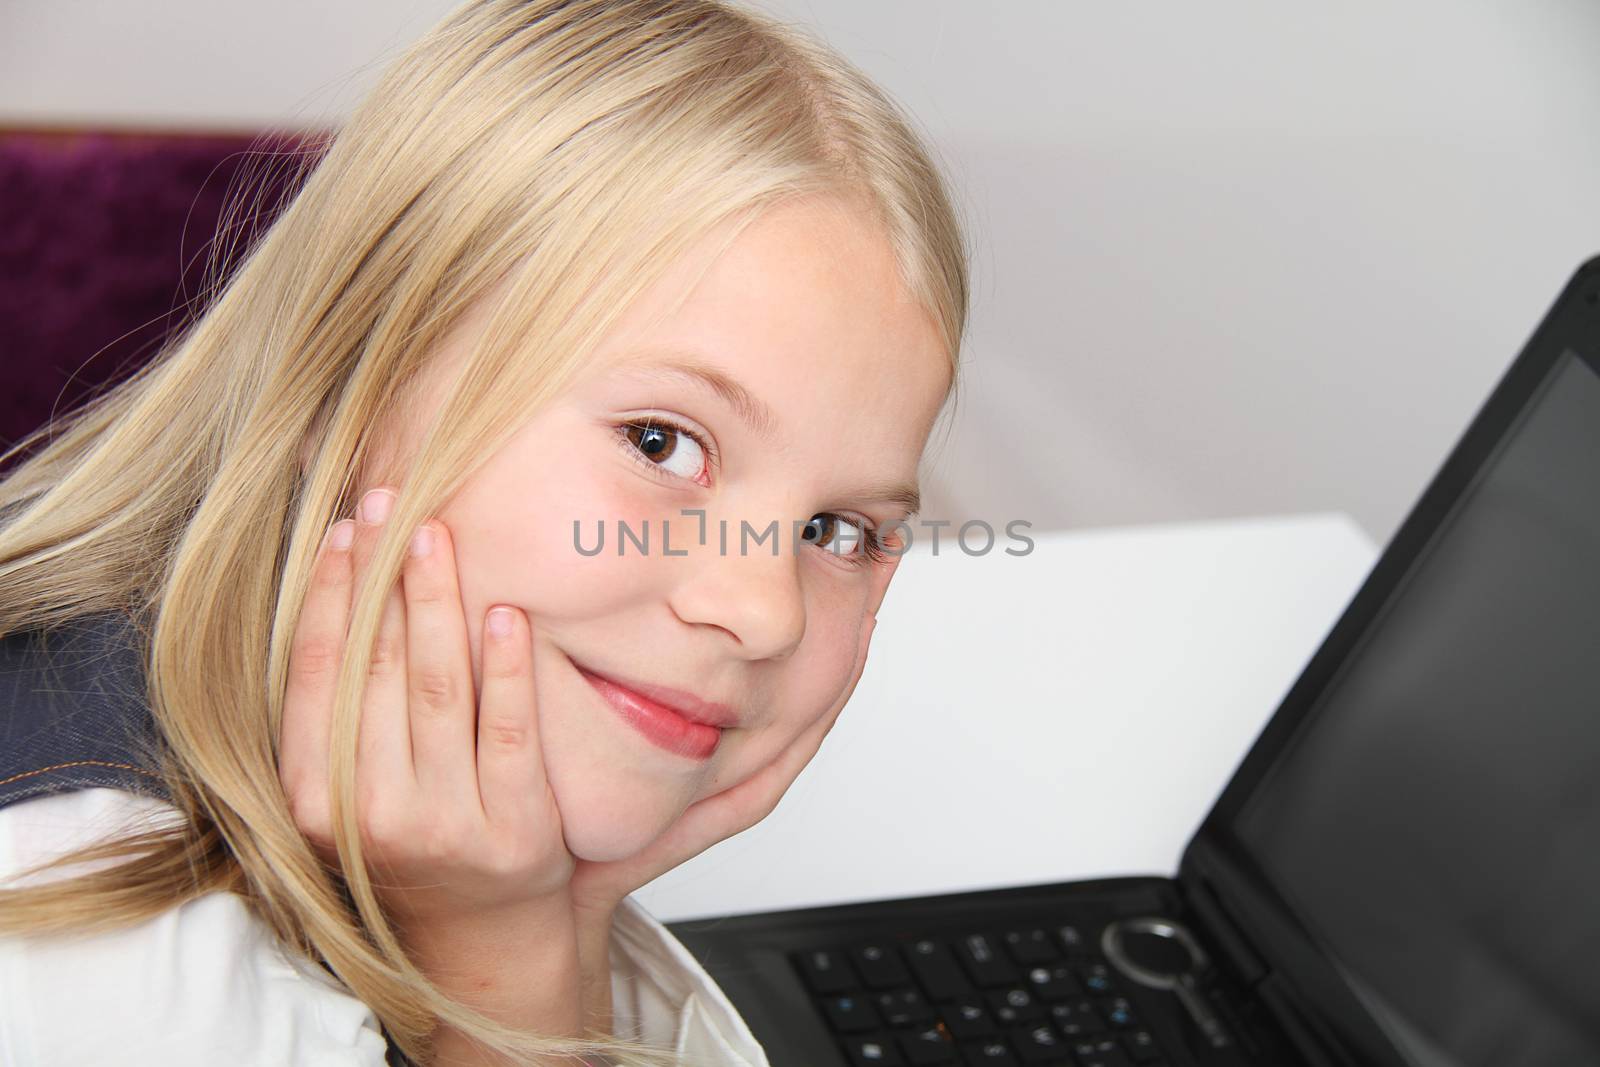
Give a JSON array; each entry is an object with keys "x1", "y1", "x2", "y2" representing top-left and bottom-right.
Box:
[{"x1": 0, "y1": 128, "x2": 324, "y2": 472}]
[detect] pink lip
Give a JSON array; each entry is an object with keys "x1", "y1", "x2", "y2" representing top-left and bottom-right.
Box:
[
  {"x1": 571, "y1": 661, "x2": 735, "y2": 761},
  {"x1": 571, "y1": 661, "x2": 740, "y2": 727}
]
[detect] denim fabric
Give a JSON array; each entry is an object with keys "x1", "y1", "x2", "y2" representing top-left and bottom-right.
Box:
[
  {"x1": 0, "y1": 611, "x2": 170, "y2": 809},
  {"x1": 0, "y1": 612, "x2": 416, "y2": 1067}
]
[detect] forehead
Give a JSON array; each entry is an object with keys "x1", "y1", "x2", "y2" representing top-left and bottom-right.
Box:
[{"x1": 587, "y1": 196, "x2": 952, "y2": 447}]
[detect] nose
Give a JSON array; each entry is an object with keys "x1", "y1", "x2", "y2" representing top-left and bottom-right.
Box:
[{"x1": 666, "y1": 509, "x2": 808, "y2": 659}]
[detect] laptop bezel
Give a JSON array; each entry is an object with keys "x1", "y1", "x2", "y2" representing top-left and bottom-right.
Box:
[{"x1": 1176, "y1": 254, "x2": 1600, "y2": 1065}]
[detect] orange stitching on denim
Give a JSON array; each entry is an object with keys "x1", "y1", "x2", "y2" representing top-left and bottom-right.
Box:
[{"x1": 0, "y1": 759, "x2": 163, "y2": 789}]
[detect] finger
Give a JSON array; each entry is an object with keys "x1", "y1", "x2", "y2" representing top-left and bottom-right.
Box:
[
  {"x1": 280, "y1": 518, "x2": 357, "y2": 835},
  {"x1": 475, "y1": 605, "x2": 546, "y2": 829},
  {"x1": 399, "y1": 518, "x2": 479, "y2": 809},
  {"x1": 351, "y1": 489, "x2": 417, "y2": 803}
]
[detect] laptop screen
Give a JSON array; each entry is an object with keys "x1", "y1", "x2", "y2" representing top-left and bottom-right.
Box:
[{"x1": 1229, "y1": 348, "x2": 1600, "y2": 1066}]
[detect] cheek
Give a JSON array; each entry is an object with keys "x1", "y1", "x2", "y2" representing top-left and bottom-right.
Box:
[
  {"x1": 440, "y1": 418, "x2": 648, "y2": 621},
  {"x1": 696, "y1": 618, "x2": 865, "y2": 797}
]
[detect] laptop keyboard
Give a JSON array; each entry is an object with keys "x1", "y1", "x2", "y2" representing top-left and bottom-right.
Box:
[{"x1": 791, "y1": 923, "x2": 1173, "y2": 1067}]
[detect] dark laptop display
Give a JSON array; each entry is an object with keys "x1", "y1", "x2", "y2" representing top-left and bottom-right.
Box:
[
  {"x1": 1225, "y1": 347, "x2": 1600, "y2": 1066},
  {"x1": 666, "y1": 255, "x2": 1600, "y2": 1067}
]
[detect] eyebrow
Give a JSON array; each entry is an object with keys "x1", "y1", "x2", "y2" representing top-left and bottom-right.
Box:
[{"x1": 607, "y1": 348, "x2": 923, "y2": 517}]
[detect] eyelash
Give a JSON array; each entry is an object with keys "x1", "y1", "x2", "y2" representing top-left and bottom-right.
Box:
[{"x1": 613, "y1": 416, "x2": 893, "y2": 569}]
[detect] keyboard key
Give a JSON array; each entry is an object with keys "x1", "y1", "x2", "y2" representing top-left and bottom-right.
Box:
[
  {"x1": 906, "y1": 940, "x2": 977, "y2": 1001},
  {"x1": 1100, "y1": 997, "x2": 1138, "y2": 1028},
  {"x1": 956, "y1": 934, "x2": 1021, "y2": 987},
  {"x1": 797, "y1": 948, "x2": 860, "y2": 995},
  {"x1": 1072, "y1": 1036, "x2": 1133, "y2": 1067},
  {"x1": 940, "y1": 1000, "x2": 997, "y2": 1040},
  {"x1": 1122, "y1": 1029, "x2": 1163, "y2": 1063},
  {"x1": 1055, "y1": 924, "x2": 1090, "y2": 957},
  {"x1": 1022, "y1": 964, "x2": 1084, "y2": 1001},
  {"x1": 1010, "y1": 1023, "x2": 1069, "y2": 1064},
  {"x1": 855, "y1": 942, "x2": 914, "y2": 989},
  {"x1": 1075, "y1": 962, "x2": 1118, "y2": 994},
  {"x1": 1197, "y1": 987, "x2": 1236, "y2": 1049},
  {"x1": 986, "y1": 987, "x2": 1044, "y2": 1026},
  {"x1": 958, "y1": 1039, "x2": 1020, "y2": 1064},
  {"x1": 1002, "y1": 928, "x2": 1061, "y2": 965},
  {"x1": 843, "y1": 1034, "x2": 905, "y2": 1066},
  {"x1": 897, "y1": 1026, "x2": 960, "y2": 1066},
  {"x1": 1049, "y1": 999, "x2": 1106, "y2": 1037},
  {"x1": 823, "y1": 994, "x2": 880, "y2": 1033},
  {"x1": 876, "y1": 988, "x2": 936, "y2": 1028}
]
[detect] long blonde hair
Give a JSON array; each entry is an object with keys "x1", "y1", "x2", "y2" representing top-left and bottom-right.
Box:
[{"x1": 0, "y1": 0, "x2": 970, "y2": 1062}]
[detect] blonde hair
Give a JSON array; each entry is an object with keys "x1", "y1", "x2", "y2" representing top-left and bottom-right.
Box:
[{"x1": 0, "y1": 0, "x2": 970, "y2": 1062}]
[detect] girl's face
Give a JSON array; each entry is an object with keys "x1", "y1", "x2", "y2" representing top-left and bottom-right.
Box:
[{"x1": 360, "y1": 195, "x2": 952, "y2": 861}]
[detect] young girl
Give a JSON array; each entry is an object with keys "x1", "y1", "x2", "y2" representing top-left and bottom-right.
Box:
[{"x1": 0, "y1": 1, "x2": 968, "y2": 1064}]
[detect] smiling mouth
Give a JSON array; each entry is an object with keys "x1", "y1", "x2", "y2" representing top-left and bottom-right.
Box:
[
  {"x1": 565, "y1": 657, "x2": 741, "y2": 727},
  {"x1": 570, "y1": 658, "x2": 726, "y2": 761}
]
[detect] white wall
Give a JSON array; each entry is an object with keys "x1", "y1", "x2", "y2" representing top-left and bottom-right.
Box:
[{"x1": 5, "y1": 1, "x2": 1599, "y2": 548}]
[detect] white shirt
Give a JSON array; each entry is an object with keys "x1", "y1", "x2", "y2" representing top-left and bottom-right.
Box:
[{"x1": 0, "y1": 787, "x2": 771, "y2": 1066}]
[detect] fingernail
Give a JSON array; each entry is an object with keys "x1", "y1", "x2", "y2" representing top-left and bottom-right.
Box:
[
  {"x1": 360, "y1": 488, "x2": 394, "y2": 524},
  {"x1": 328, "y1": 520, "x2": 355, "y2": 551},
  {"x1": 487, "y1": 607, "x2": 514, "y2": 638},
  {"x1": 408, "y1": 524, "x2": 434, "y2": 558}
]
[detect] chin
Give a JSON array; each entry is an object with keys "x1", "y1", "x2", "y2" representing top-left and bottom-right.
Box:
[{"x1": 552, "y1": 776, "x2": 684, "y2": 863}]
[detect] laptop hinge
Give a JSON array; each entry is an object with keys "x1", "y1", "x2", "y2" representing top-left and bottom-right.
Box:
[
  {"x1": 1180, "y1": 865, "x2": 1265, "y2": 985},
  {"x1": 1180, "y1": 863, "x2": 1344, "y2": 1066}
]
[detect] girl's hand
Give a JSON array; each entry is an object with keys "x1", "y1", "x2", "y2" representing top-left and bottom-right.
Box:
[
  {"x1": 277, "y1": 487, "x2": 575, "y2": 932},
  {"x1": 566, "y1": 612, "x2": 878, "y2": 919}
]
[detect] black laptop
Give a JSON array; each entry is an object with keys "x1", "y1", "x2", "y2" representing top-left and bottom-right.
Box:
[{"x1": 664, "y1": 255, "x2": 1600, "y2": 1067}]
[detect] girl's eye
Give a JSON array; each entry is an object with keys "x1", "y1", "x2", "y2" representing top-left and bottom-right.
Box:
[
  {"x1": 617, "y1": 417, "x2": 710, "y2": 483},
  {"x1": 800, "y1": 514, "x2": 893, "y2": 569},
  {"x1": 616, "y1": 416, "x2": 891, "y2": 570}
]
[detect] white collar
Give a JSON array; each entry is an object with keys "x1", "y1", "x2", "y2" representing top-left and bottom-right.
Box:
[{"x1": 608, "y1": 894, "x2": 773, "y2": 1066}]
